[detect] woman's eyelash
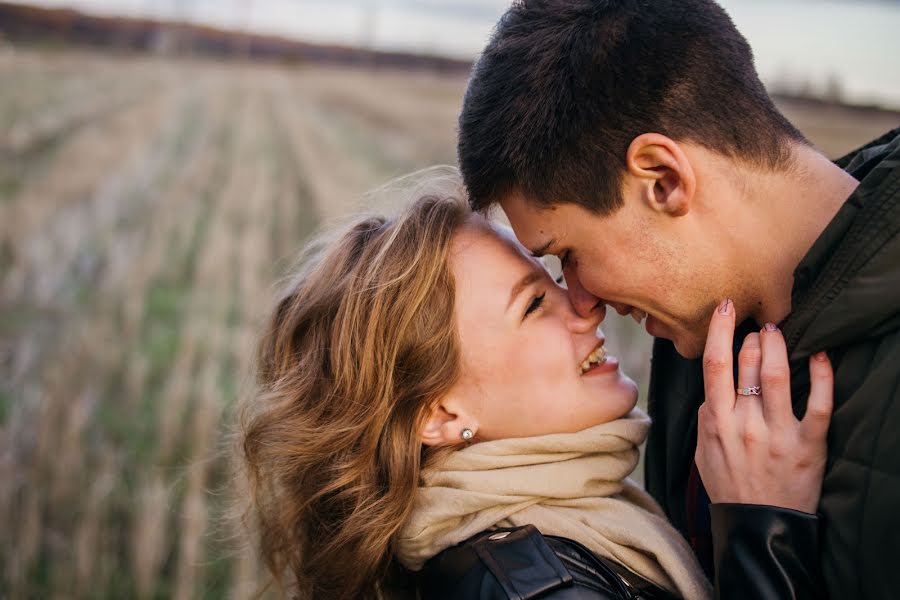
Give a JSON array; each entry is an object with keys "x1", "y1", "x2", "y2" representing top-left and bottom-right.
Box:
[{"x1": 525, "y1": 292, "x2": 546, "y2": 317}]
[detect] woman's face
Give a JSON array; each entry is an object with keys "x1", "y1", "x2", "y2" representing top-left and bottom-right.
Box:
[{"x1": 444, "y1": 220, "x2": 638, "y2": 442}]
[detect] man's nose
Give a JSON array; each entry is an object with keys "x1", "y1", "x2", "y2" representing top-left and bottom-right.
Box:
[{"x1": 563, "y1": 264, "x2": 604, "y2": 320}]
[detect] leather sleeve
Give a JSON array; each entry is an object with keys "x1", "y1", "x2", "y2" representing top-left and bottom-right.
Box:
[{"x1": 711, "y1": 503, "x2": 822, "y2": 600}]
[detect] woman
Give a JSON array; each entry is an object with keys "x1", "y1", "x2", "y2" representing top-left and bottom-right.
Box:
[{"x1": 238, "y1": 172, "x2": 831, "y2": 599}]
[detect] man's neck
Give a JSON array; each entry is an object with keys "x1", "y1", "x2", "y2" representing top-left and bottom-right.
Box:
[{"x1": 739, "y1": 144, "x2": 860, "y2": 326}]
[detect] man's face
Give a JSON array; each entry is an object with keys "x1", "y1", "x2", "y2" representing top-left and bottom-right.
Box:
[{"x1": 499, "y1": 191, "x2": 721, "y2": 358}]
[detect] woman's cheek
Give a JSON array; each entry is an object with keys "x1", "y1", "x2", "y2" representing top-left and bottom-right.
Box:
[{"x1": 527, "y1": 325, "x2": 571, "y2": 370}]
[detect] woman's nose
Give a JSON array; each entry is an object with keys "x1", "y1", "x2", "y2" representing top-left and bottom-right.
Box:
[
  {"x1": 564, "y1": 265, "x2": 604, "y2": 320},
  {"x1": 561, "y1": 279, "x2": 605, "y2": 333},
  {"x1": 567, "y1": 307, "x2": 605, "y2": 337}
]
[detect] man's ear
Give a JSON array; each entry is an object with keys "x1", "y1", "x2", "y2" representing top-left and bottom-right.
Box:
[
  {"x1": 625, "y1": 133, "x2": 695, "y2": 217},
  {"x1": 420, "y1": 393, "x2": 478, "y2": 447}
]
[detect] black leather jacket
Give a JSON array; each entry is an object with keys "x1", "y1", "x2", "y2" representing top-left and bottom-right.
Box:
[{"x1": 417, "y1": 503, "x2": 820, "y2": 599}]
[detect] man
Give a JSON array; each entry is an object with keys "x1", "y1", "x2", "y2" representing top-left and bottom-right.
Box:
[{"x1": 457, "y1": 0, "x2": 900, "y2": 598}]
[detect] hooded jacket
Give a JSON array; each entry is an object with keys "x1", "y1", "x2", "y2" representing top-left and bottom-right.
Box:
[{"x1": 645, "y1": 127, "x2": 900, "y2": 599}]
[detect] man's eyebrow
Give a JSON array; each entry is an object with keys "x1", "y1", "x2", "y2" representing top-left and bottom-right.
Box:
[
  {"x1": 507, "y1": 271, "x2": 544, "y2": 310},
  {"x1": 528, "y1": 238, "x2": 555, "y2": 257}
]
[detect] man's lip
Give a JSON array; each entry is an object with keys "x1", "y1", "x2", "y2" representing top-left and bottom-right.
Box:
[
  {"x1": 606, "y1": 302, "x2": 647, "y2": 324},
  {"x1": 610, "y1": 302, "x2": 631, "y2": 316}
]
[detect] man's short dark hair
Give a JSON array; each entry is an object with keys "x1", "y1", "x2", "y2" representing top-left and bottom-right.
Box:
[{"x1": 458, "y1": 0, "x2": 808, "y2": 215}]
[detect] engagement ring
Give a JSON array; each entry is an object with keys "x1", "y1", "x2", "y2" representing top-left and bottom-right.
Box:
[{"x1": 736, "y1": 386, "x2": 762, "y2": 396}]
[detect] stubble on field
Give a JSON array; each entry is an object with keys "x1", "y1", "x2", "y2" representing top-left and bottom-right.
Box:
[
  {"x1": 0, "y1": 50, "x2": 463, "y2": 599},
  {"x1": 1, "y1": 48, "x2": 895, "y2": 598}
]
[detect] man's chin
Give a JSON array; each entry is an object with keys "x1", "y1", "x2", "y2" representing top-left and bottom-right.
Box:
[
  {"x1": 670, "y1": 332, "x2": 706, "y2": 360},
  {"x1": 646, "y1": 317, "x2": 705, "y2": 358}
]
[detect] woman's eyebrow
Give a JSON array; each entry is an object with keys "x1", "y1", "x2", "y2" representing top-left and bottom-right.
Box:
[{"x1": 507, "y1": 271, "x2": 544, "y2": 310}]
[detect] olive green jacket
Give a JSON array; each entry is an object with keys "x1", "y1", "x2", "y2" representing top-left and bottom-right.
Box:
[{"x1": 646, "y1": 127, "x2": 900, "y2": 599}]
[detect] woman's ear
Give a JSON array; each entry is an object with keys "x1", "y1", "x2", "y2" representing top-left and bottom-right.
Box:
[
  {"x1": 625, "y1": 133, "x2": 695, "y2": 217},
  {"x1": 420, "y1": 394, "x2": 478, "y2": 447}
]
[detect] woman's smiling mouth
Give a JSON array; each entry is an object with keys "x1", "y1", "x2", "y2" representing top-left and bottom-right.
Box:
[{"x1": 579, "y1": 341, "x2": 609, "y2": 374}]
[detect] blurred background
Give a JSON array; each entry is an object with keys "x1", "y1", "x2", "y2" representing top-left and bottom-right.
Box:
[{"x1": 1, "y1": 1, "x2": 898, "y2": 598}]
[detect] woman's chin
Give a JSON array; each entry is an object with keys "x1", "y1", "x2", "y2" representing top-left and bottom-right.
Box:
[
  {"x1": 584, "y1": 375, "x2": 639, "y2": 421},
  {"x1": 617, "y1": 384, "x2": 640, "y2": 416}
]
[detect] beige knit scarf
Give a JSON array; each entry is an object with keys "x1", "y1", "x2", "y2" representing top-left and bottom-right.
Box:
[{"x1": 395, "y1": 409, "x2": 712, "y2": 600}]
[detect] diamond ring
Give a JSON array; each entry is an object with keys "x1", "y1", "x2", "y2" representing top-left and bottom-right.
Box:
[{"x1": 736, "y1": 386, "x2": 762, "y2": 396}]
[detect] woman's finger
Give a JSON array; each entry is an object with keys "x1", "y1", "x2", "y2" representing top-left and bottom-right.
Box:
[
  {"x1": 736, "y1": 332, "x2": 762, "y2": 391},
  {"x1": 801, "y1": 352, "x2": 834, "y2": 441},
  {"x1": 735, "y1": 333, "x2": 762, "y2": 419},
  {"x1": 759, "y1": 323, "x2": 795, "y2": 426},
  {"x1": 702, "y1": 299, "x2": 737, "y2": 414}
]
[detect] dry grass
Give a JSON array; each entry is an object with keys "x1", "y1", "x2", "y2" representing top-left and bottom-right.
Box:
[
  {"x1": 0, "y1": 48, "x2": 464, "y2": 599},
  {"x1": 0, "y1": 47, "x2": 894, "y2": 599}
]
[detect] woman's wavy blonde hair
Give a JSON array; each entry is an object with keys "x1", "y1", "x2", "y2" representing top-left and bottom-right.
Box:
[{"x1": 239, "y1": 168, "x2": 472, "y2": 599}]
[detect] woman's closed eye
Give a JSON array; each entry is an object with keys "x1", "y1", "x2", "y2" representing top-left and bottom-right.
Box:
[{"x1": 524, "y1": 292, "x2": 546, "y2": 318}]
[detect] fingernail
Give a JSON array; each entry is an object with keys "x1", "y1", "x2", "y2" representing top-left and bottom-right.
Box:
[
  {"x1": 814, "y1": 351, "x2": 828, "y2": 362},
  {"x1": 717, "y1": 298, "x2": 732, "y2": 315},
  {"x1": 764, "y1": 322, "x2": 778, "y2": 332}
]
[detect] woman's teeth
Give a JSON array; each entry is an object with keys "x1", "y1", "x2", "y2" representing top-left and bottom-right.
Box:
[
  {"x1": 580, "y1": 345, "x2": 608, "y2": 374},
  {"x1": 630, "y1": 308, "x2": 647, "y2": 324}
]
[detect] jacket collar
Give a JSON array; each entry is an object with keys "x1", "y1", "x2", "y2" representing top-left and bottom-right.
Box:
[{"x1": 783, "y1": 128, "x2": 900, "y2": 360}]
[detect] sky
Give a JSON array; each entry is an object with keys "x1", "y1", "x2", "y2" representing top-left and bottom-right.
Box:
[{"x1": 25, "y1": 0, "x2": 900, "y2": 108}]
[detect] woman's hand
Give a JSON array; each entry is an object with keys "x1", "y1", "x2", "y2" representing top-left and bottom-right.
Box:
[{"x1": 695, "y1": 299, "x2": 833, "y2": 514}]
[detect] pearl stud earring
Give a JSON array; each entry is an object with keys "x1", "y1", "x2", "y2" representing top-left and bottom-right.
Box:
[{"x1": 461, "y1": 428, "x2": 474, "y2": 441}]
